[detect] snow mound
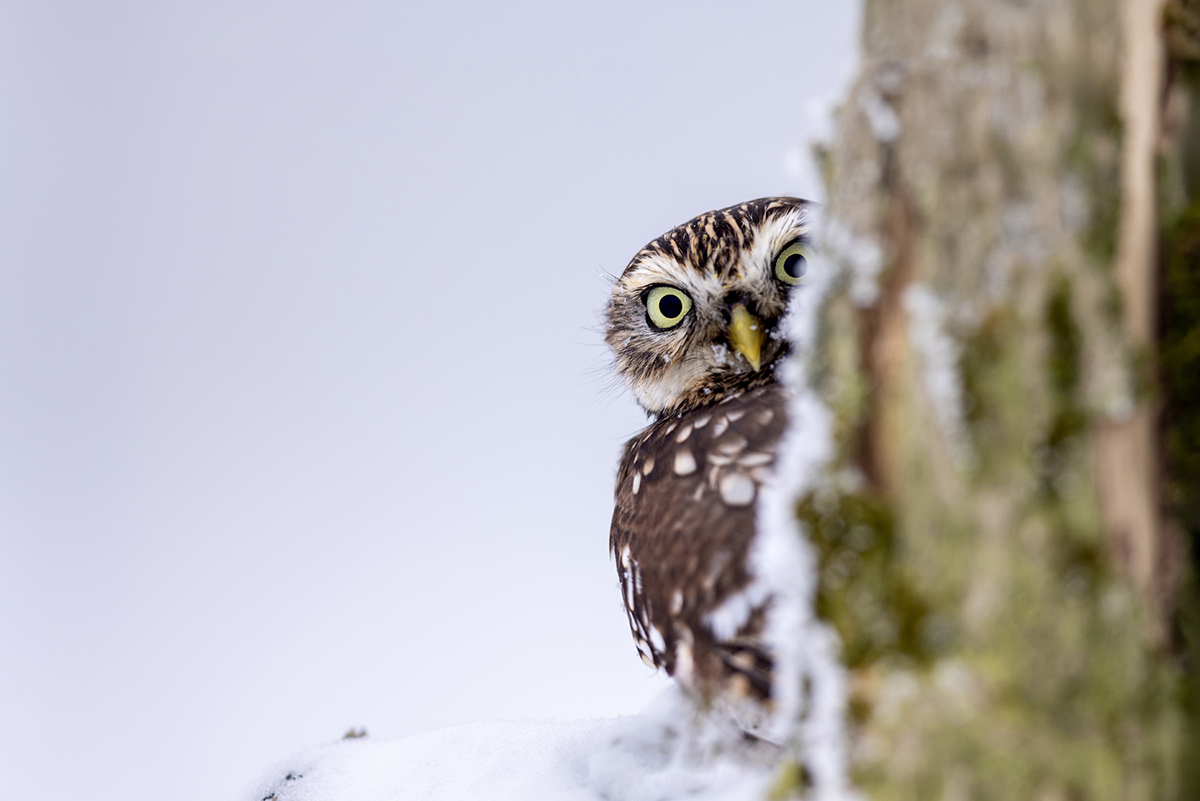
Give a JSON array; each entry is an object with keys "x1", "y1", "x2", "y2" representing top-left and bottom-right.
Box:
[{"x1": 249, "y1": 690, "x2": 781, "y2": 801}]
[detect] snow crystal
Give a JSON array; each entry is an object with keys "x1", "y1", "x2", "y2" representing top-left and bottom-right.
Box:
[
  {"x1": 704, "y1": 581, "x2": 771, "y2": 643},
  {"x1": 903, "y1": 284, "x2": 973, "y2": 468},
  {"x1": 857, "y1": 88, "x2": 900, "y2": 143},
  {"x1": 821, "y1": 217, "x2": 883, "y2": 308},
  {"x1": 751, "y1": 222, "x2": 860, "y2": 800},
  {"x1": 856, "y1": 62, "x2": 905, "y2": 144}
]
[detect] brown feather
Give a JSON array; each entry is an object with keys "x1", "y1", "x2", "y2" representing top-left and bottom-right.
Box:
[{"x1": 610, "y1": 383, "x2": 789, "y2": 700}]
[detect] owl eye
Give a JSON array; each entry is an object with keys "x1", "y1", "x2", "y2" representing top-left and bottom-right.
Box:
[
  {"x1": 774, "y1": 240, "x2": 811, "y2": 285},
  {"x1": 644, "y1": 286, "x2": 693, "y2": 329}
]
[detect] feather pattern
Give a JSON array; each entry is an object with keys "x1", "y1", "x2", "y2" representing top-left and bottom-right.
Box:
[
  {"x1": 610, "y1": 383, "x2": 789, "y2": 699},
  {"x1": 605, "y1": 196, "x2": 813, "y2": 703}
]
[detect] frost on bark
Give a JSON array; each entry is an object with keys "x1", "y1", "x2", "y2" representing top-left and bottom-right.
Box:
[{"x1": 793, "y1": 0, "x2": 1199, "y2": 798}]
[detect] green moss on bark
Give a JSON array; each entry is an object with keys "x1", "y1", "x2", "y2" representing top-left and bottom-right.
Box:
[
  {"x1": 797, "y1": 491, "x2": 932, "y2": 670},
  {"x1": 1065, "y1": 83, "x2": 1124, "y2": 268},
  {"x1": 804, "y1": 1, "x2": 1193, "y2": 796},
  {"x1": 1040, "y1": 276, "x2": 1090, "y2": 499}
]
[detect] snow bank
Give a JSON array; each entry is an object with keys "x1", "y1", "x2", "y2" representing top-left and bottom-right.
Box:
[{"x1": 248, "y1": 689, "x2": 778, "y2": 801}]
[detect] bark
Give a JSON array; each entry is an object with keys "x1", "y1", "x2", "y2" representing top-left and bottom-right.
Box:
[{"x1": 791, "y1": 0, "x2": 1199, "y2": 797}]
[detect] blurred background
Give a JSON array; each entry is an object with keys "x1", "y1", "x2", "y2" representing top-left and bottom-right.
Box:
[{"x1": 0, "y1": 2, "x2": 859, "y2": 799}]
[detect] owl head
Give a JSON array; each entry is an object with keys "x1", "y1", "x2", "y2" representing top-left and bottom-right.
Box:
[{"x1": 606, "y1": 197, "x2": 814, "y2": 418}]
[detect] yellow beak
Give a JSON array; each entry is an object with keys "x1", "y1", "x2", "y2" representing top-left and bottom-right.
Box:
[{"x1": 729, "y1": 304, "x2": 764, "y2": 371}]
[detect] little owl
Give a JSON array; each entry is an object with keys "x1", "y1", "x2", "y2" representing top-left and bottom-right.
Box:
[{"x1": 605, "y1": 196, "x2": 813, "y2": 705}]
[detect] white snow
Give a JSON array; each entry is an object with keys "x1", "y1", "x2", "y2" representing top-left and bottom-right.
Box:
[
  {"x1": 751, "y1": 224, "x2": 858, "y2": 801},
  {"x1": 247, "y1": 689, "x2": 779, "y2": 801},
  {"x1": 857, "y1": 89, "x2": 900, "y2": 144},
  {"x1": 822, "y1": 216, "x2": 884, "y2": 308},
  {"x1": 704, "y1": 582, "x2": 771, "y2": 643},
  {"x1": 904, "y1": 284, "x2": 974, "y2": 468}
]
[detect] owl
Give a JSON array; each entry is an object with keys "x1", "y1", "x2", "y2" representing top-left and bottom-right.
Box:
[{"x1": 606, "y1": 196, "x2": 813, "y2": 705}]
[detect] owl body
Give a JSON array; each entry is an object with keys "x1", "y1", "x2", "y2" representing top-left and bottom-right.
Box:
[{"x1": 605, "y1": 197, "x2": 813, "y2": 703}]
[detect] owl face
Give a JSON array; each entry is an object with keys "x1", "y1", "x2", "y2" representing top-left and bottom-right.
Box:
[{"x1": 606, "y1": 197, "x2": 813, "y2": 417}]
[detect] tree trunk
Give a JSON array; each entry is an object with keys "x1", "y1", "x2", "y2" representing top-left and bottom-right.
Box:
[{"x1": 795, "y1": 0, "x2": 1200, "y2": 797}]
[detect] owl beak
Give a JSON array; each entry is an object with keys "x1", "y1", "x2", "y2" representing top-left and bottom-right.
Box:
[{"x1": 729, "y1": 304, "x2": 764, "y2": 371}]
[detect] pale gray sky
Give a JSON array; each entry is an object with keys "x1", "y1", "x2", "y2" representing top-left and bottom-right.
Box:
[{"x1": 0, "y1": 2, "x2": 860, "y2": 799}]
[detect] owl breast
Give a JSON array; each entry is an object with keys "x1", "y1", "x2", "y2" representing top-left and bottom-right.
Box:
[{"x1": 609, "y1": 382, "x2": 789, "y2": 700}]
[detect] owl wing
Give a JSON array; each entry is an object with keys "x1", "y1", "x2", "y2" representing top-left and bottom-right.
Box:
[{"x1": 610, "y1": 382, "x2": 789, "y2": 698}]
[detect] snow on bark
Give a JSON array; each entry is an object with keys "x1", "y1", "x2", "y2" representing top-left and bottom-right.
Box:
[{"x1": 753, "y1": 227, "x2": 857, "y2": 799}]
